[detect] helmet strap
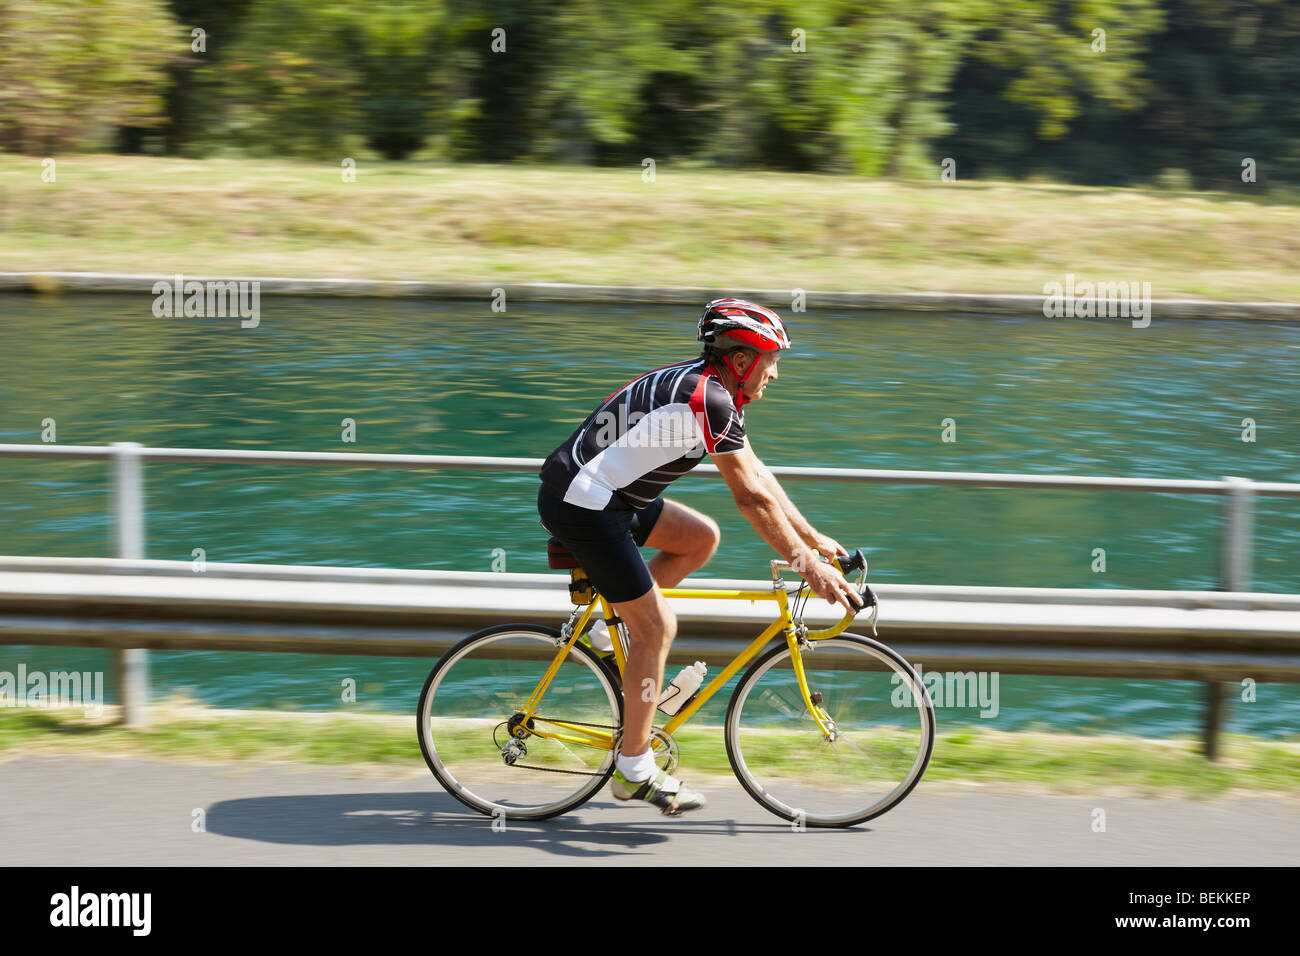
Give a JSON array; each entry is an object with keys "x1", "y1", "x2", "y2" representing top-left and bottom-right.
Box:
[{"x1": 719, "y1": 351, "x2": 760, "y2": 409}]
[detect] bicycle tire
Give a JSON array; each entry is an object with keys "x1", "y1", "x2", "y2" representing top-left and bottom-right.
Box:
[
  {"x1": 725, "y1": 633, "x2": 934, "y2": 828},
  {"x1": 417, "y1": 623, "x2": 623, "y2": 821}
]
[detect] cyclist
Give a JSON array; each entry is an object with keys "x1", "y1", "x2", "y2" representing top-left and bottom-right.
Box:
[{"x1": 537, "y1": 297, "x2": 863, "y2": 816}]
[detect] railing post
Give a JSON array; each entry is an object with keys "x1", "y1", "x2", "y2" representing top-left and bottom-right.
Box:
[
  {"x1": 1220, "y1": 476, "x2": 1254, "y2": 593},
  {"x1": 111, "y1": 442, "x2": 148, "y2": 728},
  {"x1": 1207, "y1": 475, "x2": 1254, "y2": 759}
]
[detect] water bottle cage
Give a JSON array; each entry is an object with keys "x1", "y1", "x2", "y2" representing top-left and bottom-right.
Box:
[
  {"x1": 657, "y1": 684, "x2": 699, "y2": 716},
  {"x1": 568, "y1": 568, "x2": 594, "y2": 605}
]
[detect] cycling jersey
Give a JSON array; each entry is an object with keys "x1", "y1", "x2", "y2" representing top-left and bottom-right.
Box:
[{"x1": 539, "y1": 358, "x2": 746, "y2": 511}]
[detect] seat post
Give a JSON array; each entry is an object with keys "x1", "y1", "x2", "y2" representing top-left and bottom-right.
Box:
[
  {"x1": 568, "y1": 567, "x2": 594, "y2": 605},
  {"x1": 547, "y1": 536, "x2": 593, "y2": 603}
]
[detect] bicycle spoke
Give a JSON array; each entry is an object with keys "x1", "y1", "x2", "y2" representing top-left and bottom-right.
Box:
[
  {"x1": 418, "y1": 627, "x2": 621, "y2": 819},
  {"x1": 726, "y1": 635, "x2": 933, "y2": 827}
]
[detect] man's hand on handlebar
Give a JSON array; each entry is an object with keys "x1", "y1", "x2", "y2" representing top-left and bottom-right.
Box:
[
  {"x1": 791, "y1": 547, "x2": 863, "y2": 615},
  {"x1": 807, "y1": 532, "x2": 848, "y2": 563}
]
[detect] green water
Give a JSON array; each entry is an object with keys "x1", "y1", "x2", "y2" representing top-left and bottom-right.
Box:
[{"x1": 1, "y1": 294, "x2": 1297, "y2": 737}]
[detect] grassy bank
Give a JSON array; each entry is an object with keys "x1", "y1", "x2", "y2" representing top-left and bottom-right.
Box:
[
  {"x1": 2, "y1": 156, "x2": 1299, "y2": 301},
  {"x1": 3, "y1": 702, "x2": 1297, "y2": 799}
]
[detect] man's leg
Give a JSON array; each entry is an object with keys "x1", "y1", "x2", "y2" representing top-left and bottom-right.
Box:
[
  {"x1": 611, "y1": 499, "x2": 720, "y2": 758},
  {"x1": 611, "y1": 584, "x2": 675, "y2": 758},
  {"x1": 643, "y1": 499, "x2": 721, "y2": 588}
]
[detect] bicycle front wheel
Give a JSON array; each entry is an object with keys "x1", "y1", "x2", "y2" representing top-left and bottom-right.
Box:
[
  {"x1": 725, "y1": 634, "x2": 934, "y2": 828},
  {"x1": 417, "y1": 624, "x2": 622, "y2": 821}
]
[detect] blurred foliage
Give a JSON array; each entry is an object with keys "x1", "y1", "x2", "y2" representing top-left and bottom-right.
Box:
[
  {"x1": 0, "y1": 0, "x2": 181, "y2": 153},
  {"x1": 941, "y1": 0, "x2": 1300, "y2": 186},
  {"x1": 193, "y1": 0, "x2": 407, "y2": 157},
  {"x1": 152, "y1": 0, "x2": 257, "y2": 154},
  {"x1": 1, "y1": 0, "x2": 1296, "y2": 184}
]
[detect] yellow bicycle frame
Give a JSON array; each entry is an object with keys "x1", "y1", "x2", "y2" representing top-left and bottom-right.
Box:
[{"x1": 515, "y1": 553, "x2": 867, "y2": 752}]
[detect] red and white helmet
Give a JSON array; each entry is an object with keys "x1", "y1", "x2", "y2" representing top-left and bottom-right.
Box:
[{"x1": 698, "y1": 298, "x2": 792, "y2": 352}]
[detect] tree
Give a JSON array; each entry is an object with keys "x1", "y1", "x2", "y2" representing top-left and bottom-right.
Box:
[{"x1": 0, "y1": 0, "x2": 181, "y2": 154}]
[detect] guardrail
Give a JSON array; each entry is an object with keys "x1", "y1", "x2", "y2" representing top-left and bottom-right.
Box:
[
  {"x1": 2, "y1": 557, "x2": 1298, "y2": 758},
  {"x1": 2, "y1": 442, "x2": 1298, "y2": 757}
]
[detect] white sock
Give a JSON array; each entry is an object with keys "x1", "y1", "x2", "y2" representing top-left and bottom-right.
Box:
[
  {"x1": 616, "y1": 747, "x2": 657, "y2": 783},
  {"x1": 588, "y1": 618, "x2": 613, "y2": 653}
]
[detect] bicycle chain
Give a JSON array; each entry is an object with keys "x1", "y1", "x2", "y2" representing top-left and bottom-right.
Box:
[
  {"x1": 508, "y1": 763, "x2": 607, "y2": 777},
  {"x1": 493, "y1": 716, "x2": 621, "y2": 777}
]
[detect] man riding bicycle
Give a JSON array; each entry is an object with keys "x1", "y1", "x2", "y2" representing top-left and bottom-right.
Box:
[{"x1": 537, "y1": 298, "x2": 863, "y2": 815}]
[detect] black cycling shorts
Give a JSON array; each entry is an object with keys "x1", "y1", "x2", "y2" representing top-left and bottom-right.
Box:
[{"x1": 537, "y1": 484, "x2": 666, "y2": 604}]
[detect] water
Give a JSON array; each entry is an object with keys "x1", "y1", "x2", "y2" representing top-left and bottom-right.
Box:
[{"x1": 1, "y1": 294, "x2": 1298, "y2": 737}]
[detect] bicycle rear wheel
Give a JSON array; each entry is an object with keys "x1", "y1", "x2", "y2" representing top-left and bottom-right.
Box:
[
  {"x1": 725, "y1": 634, "x2": 934, "y2": 828},
  {"x1": 417, "y1": 624, "x2": 622, "y2": 821}
]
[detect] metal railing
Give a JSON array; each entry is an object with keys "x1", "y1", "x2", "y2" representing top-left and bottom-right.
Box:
[{"x1": 2, "y1": 442, "x2": 1298, "y2": 754}]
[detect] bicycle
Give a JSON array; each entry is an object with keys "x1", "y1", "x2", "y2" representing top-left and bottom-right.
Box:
[{"x1": 417, "y1": 542, "x2": 935, "y2": 828}]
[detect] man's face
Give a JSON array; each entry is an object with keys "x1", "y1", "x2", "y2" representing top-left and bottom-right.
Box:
[{"x1": 742, "y1": 350, "x2": 780, "y2": 401}]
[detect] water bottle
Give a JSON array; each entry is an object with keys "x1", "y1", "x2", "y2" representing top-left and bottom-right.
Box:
[
  {"x1": 587, "y1": 618, "x2": 614, "y2": 652},
  {"x1": 657, "y1": 662, "x2": 707, "y2": 716}
]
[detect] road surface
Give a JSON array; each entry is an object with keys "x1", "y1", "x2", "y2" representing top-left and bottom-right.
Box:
[{"x1": 4, "y1": 754, "x2": 1296, "y2": 865}]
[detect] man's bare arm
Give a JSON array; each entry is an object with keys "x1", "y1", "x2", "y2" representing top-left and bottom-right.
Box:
[
  {"x1": 712, "y1": 441, "x2": 812, "y2": 567},
  {"x1": 750, "y1": 444, "x2": 818, "y2": 543},
  {"x1": 749, "y1": 440, "x2": 845, "y2": 557},
  {"x1": 713, "y1": 441, "x2": 859, "y2": 612}
]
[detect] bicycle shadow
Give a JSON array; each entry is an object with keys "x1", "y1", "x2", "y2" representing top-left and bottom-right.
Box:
[{"x1": 203, "y1": 790, "x2": 869, "y2": 859}]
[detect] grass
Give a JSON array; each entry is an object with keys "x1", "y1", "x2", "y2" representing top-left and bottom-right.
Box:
[
  {"x1": 2, "y1": 155, "x2": 1299, "y2": 301},
  {"x1": 3, "y1": 699, "x2": 1297, "y2": 800}
]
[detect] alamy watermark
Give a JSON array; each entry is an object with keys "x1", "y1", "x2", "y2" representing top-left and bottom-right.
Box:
[
  {"x1": 1042, "y1": 274, "x2": 1151, "y2": 328},
  {"x1": 152, "y1": 274, "x2": 260, "y2": 328},
  {"x1": 591, "y1": 405, "x2": 709, "y2": 456},
  {"x1": 0, "y1": 664, "x2": 103, "y2": 717},
  {"x1": 50, "y1": 886, "x2": 150, "y2": 936},
  {"x1": 891, "y1": 663, "x2": 1000, "y2": 718}
]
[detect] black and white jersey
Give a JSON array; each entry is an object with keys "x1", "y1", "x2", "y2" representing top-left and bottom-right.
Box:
[{"x1": 539, "y1": 358, "x2": 746, "y2": 510}]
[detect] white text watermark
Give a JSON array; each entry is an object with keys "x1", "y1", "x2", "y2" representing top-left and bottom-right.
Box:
[
  {"x1": 151, "y1": 274, "x2": 260, "y2": 328},
  {"x1": 0, "y1": 664, "x2": 103, "y2": 717},
  {"x1": 891, "y1": 663, "x2": 999, "y2": 718},
  {"x1": 50, "y1": 886, "x2": 150, "y2": 936},
  {"x1": 1043, "y1": 274, "x2": 1151, "y2": 328}
]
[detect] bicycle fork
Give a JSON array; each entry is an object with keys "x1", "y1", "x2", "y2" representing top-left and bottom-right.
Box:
[{"x1": 781, "y1": 602, "x2": 838, "y2": 743}]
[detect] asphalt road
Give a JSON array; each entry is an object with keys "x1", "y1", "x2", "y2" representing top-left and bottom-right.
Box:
[{"x1": 4, "y1": 754, "x2": 1297, "y2": 866}]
